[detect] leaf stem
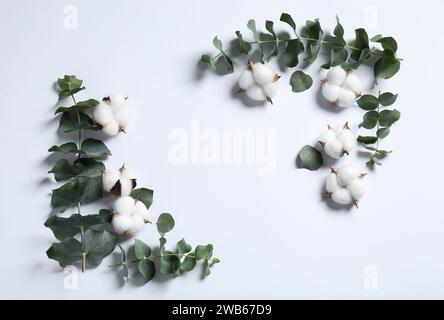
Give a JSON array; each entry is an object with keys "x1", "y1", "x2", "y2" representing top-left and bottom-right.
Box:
[
  {"x1": 108, "y1": 253, "x2": 197, "y2": 268},
  {"x1": 71, "y1": 92, "x2": 86, "y2": 273}
]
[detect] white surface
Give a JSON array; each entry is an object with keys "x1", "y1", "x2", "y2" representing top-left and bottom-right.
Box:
[{"x1": 0, "y1": 0, "x2": 443, "y2": 299}]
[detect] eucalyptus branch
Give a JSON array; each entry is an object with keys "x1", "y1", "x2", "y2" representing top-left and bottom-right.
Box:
[
  {"x1": 356, "y1": 91, "x2": 400, "y2": 167},
  {"x1": 201, "y1": 13, "x2": 402, "y2": 91}
]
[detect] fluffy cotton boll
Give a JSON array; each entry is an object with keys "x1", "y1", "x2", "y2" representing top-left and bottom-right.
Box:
[
  {"x1": 112, "y1": 215, "x2": 134, "y2": 235},
  {"x1": 119, "y1": 178, "x2": 134, "y2": 196},
  {"x1": 93, "y1": 103, "x2": 114, "y2": 125},
  {"x1": 133, "y1": 201, "x2": 149, "y2": 222},
  {"x1": 262, "y1": 82, "x2": 279, "y2": 99},
  {"x1": 332, "y1": 188, "x2": 353, "y2": 205},
  {"x1": 322, "y1": 83, "x2": 340, "y2": 103},
  {"x1": 318, "y1": 68, "x2": 328, "y2": 80},
  {"x1": 347, "y1": 179, "x2": 366, "y2": 200},
  {"x1": 114, "y1": 108, "x2": 130, "y2": 127},
  {"x1": 102, "y1": 120, "x2": 120, "y2": 135},
  {"x1": 252, "y1": 63, "x2": 275, "y2": 86},
  {"x1": 336, "y1": 129, "x2": 355, "y2": 152},
  {"x1": 245, "y1": 85, "x2": 266, "y2": 101},
  {"x1": 327, "y1": 66, "x2": 347, "y2": 85},
  {"x1": 319, "y1": 129, "x2": 336, "y2": 144},
  {"x1": 109, "y1": 94, "x2": 126, "y2": 107},
  {"x1": 114, "y1": 196, "x2": 135, "y2": 216},
  {"x1": 326, "y1": 173, "x2": 340, "y2": 193},
  {"x1": 336, "y1": 166, "x2": 360, "y2": 187},
  {"x1": 127, "y1": 216, "x2": 145, "y2": 235},
  {"x1": 238, "y1": 70, "x2": 254, "y2": 90},
  {"x1": 342, "y1": 73, "x2": 362, "y2": 94},
  {"x1": 337, "y1": 88, "x2": 357, "y2": 107},
  {"x1": 324, "y1": 139, "x2": 344, "y2": 159},
  {"x1": 102, "y1": 169, "x2": 120, "y2": 192}
]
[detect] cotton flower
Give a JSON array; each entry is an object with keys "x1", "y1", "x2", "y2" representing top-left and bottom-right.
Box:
[
  {"x1": 111, "y1": 196, "x2": 150, "y2": 236},
  {"x1": 93, "y1": 94, "x2": 130, "y2": 135},
  {"x1": 238, "y1": 61, "x2": 280, "y2": 104},
  {"x1": 318, "y1": 122, "x2": 355, "y2": 159},
  {"x1": 325, "y1": 166, "x2": 367, "y2": 207},
  {"x1": 102, "y1": 164, "x2": 137, "y2": 196},
  {"x1": 321, "y1": 66, "x2": 362, "y2": 107}
]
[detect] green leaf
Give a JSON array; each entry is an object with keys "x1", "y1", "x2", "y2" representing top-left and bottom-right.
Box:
[
  {"x1": 130, "y1": 188, "x2": 153, "y2": 210},
  {"x1": 376, "y1": 127, "x2": 390, "y2": 139},
  {"x1": 57, "y1": 75, "x2": 84, "y2": 100},
  {"x1": 160, "y1": 251, "x2": 180, "y2": 274},
  {"x1": 50, "y1": 181, "x2": 84, "y2": 212},
  {"x1": 379, "y1": 109, "x2": 400, "y2": 127},
  {"x1": 118, "y1": 245, "x2": 128, "y2": 280},
  {"x1": 333, "y1": 16, "x2": 345, "y2": 44},
  {"x1": 134, "y1": 239, "x2": 151, "y2": 259},
  {"x1": 177, "y1": 239, "x2": 192, "y2": 256},
  {"x1": 351, "y1": 28, "x2": 369, "y2": 61},
  {"x1": 378, "y1": 92, "x2": 398, "y2": 106},
  {"x1": 296, "y1": 145, "x2": 323, "y2": 171},
  {"x1": 374, "y1": 56, "x2": 400, "y2": 79},
  {"x1": 138, "y1": 259, "x2": 155, "y2": 283},
  {"x1": 59, "y1": 111, "x2": 99, "y2": 133},
  {"x1": 55, "y1": 99, "x2": 99, "y2": 114},
  {"x1": 304, "y1": 19, "x2": 323, "y2": 64},
  {"x1": 212, "y1": 36, "x2": 234, "y2": 73},
  {"x1": 344, "y1": 48, "x2": 371, "y2": 69},
  {"x1": 330, "y1": 47, "x2": 348, "y2": 67},
  {"x1": 180, "y1": 254, "x2": 197, "y2": 272},
  {"x1": 283, "y1": 39, "x2": 304, "y2": 68},
  {"x1": 235, "y1": 31, "x2": 251, "y2": 55},
  {"x1": 247, "y1": 19, "x2": 263, "y2": 61},
  {"x1": 44, "y1": 211, "x2": 111, "y2": 241},
  {"x1": 49, "y1": 159, "x2": 77, "y2": 181},
  {"x1": 361, "y1": 143, "x2": 378, "y2": 152},
  {"x1": 357, "y1": 94, "x2": 379, "y2": 110},
  {"x1": 290, "y1": 71, "x2": 313, "y2": 92},
  {"x1": 48, "y1": 142, "x2": 78, "y2": 154},
  {"x1": 82, "y1": 229, "x2": 118, "y2": 267},
  {"x1": 157, "y1": 213, "x2": 175, "y2": 234},
  {"x1": 195, "y1": 244, "x2": 213, "y2": 261},
  {"x1": 280, "y1": 13, "x2": 296, "y2": 33},
  {"x1": 372, "y1": 36, "x2": 398, "y2": 53},
  {"x1": 203, "y1": 258, "x2": 211, "y2": 277},
  {"x1": 265, "y1": 20, "x2": 278, "y2": 60},
  {"x1": 357, "y1": 135, "x2": 378, "y2": 144},
  {"x1": 361, "y1": 111, "x2": 379, "y2": 129},
  {"x1": 49, "y1": 158, "x2": 104, "y2": 181},
  {"x1": 46, "y1": 238, "x2": 82, "y2": 267},
  {"x1": 80, "y1": 139, "x2": 111, "y2": 158},
  {"x1": 50, "y1": 178, "x2": 103, "y2": 212}
]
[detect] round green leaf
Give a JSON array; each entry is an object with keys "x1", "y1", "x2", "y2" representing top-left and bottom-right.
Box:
[
  {"x1": 81, "y1": 139, "x2": 111, "y2": 158},
  {"x1": 374, "y1": 57, "x2": 400, "y2": 79},
  {"x1": 361, "y1": 111, "x2": 379, "y2": 129},
  {"x1": 296, "y1": 145, "x2": 323, "y2": 171},
  {"x1": 138, "y1": 259, "x2": 155, "y2": 283},
  {"x1": 195, "y1": 244, "x2": 213, "y2": 261},
  {"x1": 134, "y1": 239, "x2": 151, "y2": 259},
  {"x1": 290, "y1": 71, "x2": 313, "y2": 92},
  {"x1": 378, "y1": 92, "x2": 398, "y2": 106},
  {"x1": 180, "y1": 254, "x2": 197, "y2": 272},
  {"x1": 376, "y1": 127, "x2": 390, "y2": 139},
  {"x1": 357, "y1": 95, "x2": 379, "y2": 110},
  {"x1": 83, "y1": 229, "x2": 118, "y2": 267},
  {"x1": 157, "y1": 213, "x2": 175, "y2": 234},
  {"x1": 177, "y1": 239, "x2": 192, "y2": 256},
  {"x1": 130, "y1": 188, "x2": 153, "y2": 210},
  {"x1": 379, "y1": 109, "x2": 400, "y2": 127},
  {"x1": 357, "y1": 136, "x2": 378, "y2": 144}
]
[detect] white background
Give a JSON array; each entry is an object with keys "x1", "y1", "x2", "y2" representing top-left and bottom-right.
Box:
[{"x1": 0, "y1": 0, "x2": 443, "y2": 299}]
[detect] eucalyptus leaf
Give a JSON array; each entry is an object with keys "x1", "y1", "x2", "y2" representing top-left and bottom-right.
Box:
[
  {"x1": 82, "y1": 229, "x2": 118, "y2": 267},
  {"x1": 55, "y1": 99, "x2": 99, "y2": 114},
  {"x1": 378, "y1": 92, "x2": 398, "y2": 106},
  {"x1": 296, "y1": 145, "x2": 323, "y2": 171},
  {"x1": 290, "y1": 71, "x2": 313, "y2": 92},
  {"x1": 134, "y1": 239, "x2": 151, "y2": 259},
  {"x1": 177, "y1": 239, "x2": 192, "y2": 256},
  {"x1": 372, "y1": 36, "x2": 398, "y2": 53},
  {"x1": 157, "y1": 213, "x2": 175, "y2": 234},
  {"x1": 195, "y1": 244, "x2": 213, "y2": 261},
  {"x1": 330, "y1": 47, "x2": 348, "y2": 67},
  {"x1": 374, "y1": 56, "x2": 400, "y2": 79},
  {"x1": 48, "y1": 142, "x2": 78, "y2": 154},
  {"x1": 357, "y1": 94, "x2": 379, "y2": 110},
  {"x1": 50, "y1": 181, "x2": 84, "y2": 212},
  {"x1": 235, "y1": 31, "x2": 251, "y2": 55},
  {"x1": 130, "y1": 188, "x2": 153, "y2": 210},
  {"x1": 379, "y1": 109, "x2": 400, "y2": 127},
  {"x1": 46, "y1": 238, "x2": 82, "y2": 267},
  {"x1": 80, "y1": 139, "x2": 111, "y2": 158},
  {"x1": 361, "y1": 111, "x2": 379, "y2": 129},
  {"x1": 304, "y1": 19, "x2": 323, "y2": 64},
  {"x1": 376, "y1": 127, "x2": 390, "y2": 139},
  {"x1": 280, "y1": 13, "x2": 296, "y2": 33},
  {"x1": 59, "y1": 111, "x2": 99, "y2": 133},
  {"x1": 180, "y1": 254, "x2": 197, "y2": 272},
  {"x1": 138, "y1": 259, "x2": 155, "y2": 283},
  {"x1": 350, "y1": 28, "x2": 369, "y2": 60},
  {"x1": 283, "y1": 39, "x2": 304, "y2": 68},
  {"x1": 357, "y1": 135, "x2": 378, "y2": 144},
  {"x1": 160, "y1": 251, "x2": 180, "y2": 274}
]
